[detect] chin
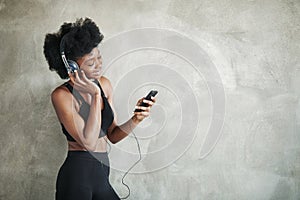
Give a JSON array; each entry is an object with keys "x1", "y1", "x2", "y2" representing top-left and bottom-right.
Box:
[
  {"x1": 86, "y1": 73, "x2": 100, "y2": 80},
  {"x1": 92, "y1": 74, "x2": 102, "y2": 80}
]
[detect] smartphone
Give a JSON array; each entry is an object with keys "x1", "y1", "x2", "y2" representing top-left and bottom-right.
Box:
[{"x1": 134, "y1": 90, "x2": 158, "y2": 112}]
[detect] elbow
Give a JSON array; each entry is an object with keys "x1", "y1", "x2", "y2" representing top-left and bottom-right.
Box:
[
  {"x1": 107, "y1": 134, "x2": 118, "y2": 144},
  {"x1": 107, "y1": 127, "x2": 118, "y2": 144},
  {"x1": 86, "y1": 145, "x2": 97, "y2": 152},
  {"x1": 108, "y1": 137, "x2": 118, "y2": 144},
  {"x1": 82, "y1": 141, "x2": 98, "y2": 152},
  {"x1": 112, "y1": 140, "x2": 119, "y2": 144}
]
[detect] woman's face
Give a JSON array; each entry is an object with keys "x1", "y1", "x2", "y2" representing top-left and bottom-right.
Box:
[{"x1": 76, "y1": 47, "x2": 102, "y2": 80}]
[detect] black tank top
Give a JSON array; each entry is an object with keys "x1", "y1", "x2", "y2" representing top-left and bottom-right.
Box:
[{"x1": 60, "y1": 80, "x2": 114, "y2": 142}]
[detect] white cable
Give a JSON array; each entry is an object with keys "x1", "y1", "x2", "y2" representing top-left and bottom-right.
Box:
[{"x1": 104, "y1": 126, "x2": 142, "y2": 199}]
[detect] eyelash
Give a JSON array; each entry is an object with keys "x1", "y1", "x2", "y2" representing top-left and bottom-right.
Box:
[{"x1": 88, "y1": 56, "x2": 101, "y2": 67}]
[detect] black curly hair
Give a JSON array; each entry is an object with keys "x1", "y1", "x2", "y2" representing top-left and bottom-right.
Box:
[{"x1": 43, "y1": 17, "x2": 104, "y2": 79}]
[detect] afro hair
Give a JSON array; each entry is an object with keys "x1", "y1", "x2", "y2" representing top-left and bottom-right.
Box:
[{"x1": 43, "y1": 18, "x2": 104, "y2": 79}]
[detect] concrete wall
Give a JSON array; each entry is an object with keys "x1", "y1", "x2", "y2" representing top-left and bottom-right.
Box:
[{"x1": 0, "y1": 0, "x2": 299, "y2": 199}]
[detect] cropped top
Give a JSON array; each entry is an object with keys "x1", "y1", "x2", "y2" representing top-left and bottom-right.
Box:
[{"x1": 60, "y1": 80, "x2": 114, "y2": 142}]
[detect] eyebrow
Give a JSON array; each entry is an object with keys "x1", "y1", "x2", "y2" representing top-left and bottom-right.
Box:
[
  {"x1": 83, "y1": 50, "x2": 101, "y2": 65},
  {"x1": 84, "y1": 58, "x2": 93, "y2": 64}
]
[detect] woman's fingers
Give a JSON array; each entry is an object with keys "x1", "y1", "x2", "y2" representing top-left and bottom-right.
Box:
[
  {"x1": 73, "y1": 70, "x2": 80, "y2": 84},
  {"x1": 134, "y1": 105, "x2": 150, "y2": 112},
  {"x1": 136, "y1": 97, "x2": 154, "y2": 105},
  {"x1": 68, "y1": 69, "x2": 100, "y2": 95},
  {"x1": 151, "y1": 96, "x2": 156, "y2": 103},
  {"x1": 73, "y1": 70, "x2": 78, "y2": 79},
  {"x1": 136, "y1": 98, "x2": 143, "y2": 106},
  {"x1": 135, "y1": 96, "x2": 156, "y2": 110},
  {"x1": 74, "y1": 70, "x2": 85, "y2": 84},
  {"x1": 73, "y1": 70, "x2": 89, "y2": 91},
  {"x1": 142, "y1": 99, "x2": 154, "y2": 106},
  {"x1": 80, "y1": 70, "x2": 89, "y2": 82},
  {"x1": 133, "y1": 110, "x2": 150, "y2": 117},
  {"x1": 140, "y1": 111, "x2": 150, "y2": 117},
  {"x1": 68, "y1": 72, "x2": 75, "y2": 83},
  {"x1": 133, "y1": 95, "x2": 157, "y2": 122}
]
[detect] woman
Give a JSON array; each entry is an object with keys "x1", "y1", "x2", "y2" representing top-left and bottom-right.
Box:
[{"x1": 43, "y1": 18, "x2": 156, "y2": 200}]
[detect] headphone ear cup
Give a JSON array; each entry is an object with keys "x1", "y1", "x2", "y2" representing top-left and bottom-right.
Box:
[{"x1": 67, "y1": 60, "x2": 79, "y2": 72}]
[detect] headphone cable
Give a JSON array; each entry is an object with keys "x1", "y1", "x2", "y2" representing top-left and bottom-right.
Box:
[{"x1": 104, "y1": 123, "x2": 142, "y2": 199}]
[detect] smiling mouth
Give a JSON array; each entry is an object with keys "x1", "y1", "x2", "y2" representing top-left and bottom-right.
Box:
[{"x1": 93, "y1": 71, "x2": 101, "y2": 75}]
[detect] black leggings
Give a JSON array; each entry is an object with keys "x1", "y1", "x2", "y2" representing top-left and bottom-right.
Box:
[{"x1": 55, "y1": 151, "x2": 120, "y2": 200}]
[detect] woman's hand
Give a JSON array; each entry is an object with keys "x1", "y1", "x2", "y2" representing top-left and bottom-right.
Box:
[
  {"x1": 133, "y1": 96, "x2": 156, "y2": 123},
  {"x1": 69, "y1": 70, "x2": 100, "y2": 96}
]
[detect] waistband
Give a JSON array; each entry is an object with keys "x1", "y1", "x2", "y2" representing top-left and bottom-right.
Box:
[{"x1": 67, "y1": 150, "x2": 109, "y2": 164}]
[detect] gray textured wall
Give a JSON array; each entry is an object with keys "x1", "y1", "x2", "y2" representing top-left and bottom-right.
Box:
[{"x1": 0, "y1": 0, "x2": 299, "y2": 200}]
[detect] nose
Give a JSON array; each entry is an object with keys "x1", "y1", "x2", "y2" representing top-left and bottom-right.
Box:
[{"x1": 95, "y1": 58, "x2": 102, "y2": 69}]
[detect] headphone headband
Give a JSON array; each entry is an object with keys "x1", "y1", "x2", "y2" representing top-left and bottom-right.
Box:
[
  {"x1": 59, "y1": 33, "x2": 79, "y2": 74},
  {"x1": 59, "y1": 33, "x2": 67, "y2": 55}
]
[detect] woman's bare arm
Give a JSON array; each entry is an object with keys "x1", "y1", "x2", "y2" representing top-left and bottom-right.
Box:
[
  {"x1": 103, "y1": 76, "x2": 156, "y2": 144},
  {"x1": 51, "y1": 70, "x2": 102, "y2": 151}
]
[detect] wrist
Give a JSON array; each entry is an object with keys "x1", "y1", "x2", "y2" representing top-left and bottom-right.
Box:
[
  {"x1": 93, "y1": 88, "x2": 101, "y2": 96},
  {"x1": 92, "y1": 91, "x2": 102, "y2": 101},
  {"x1": 131, "y1": 115, "x2": 142, "y2": 125}
]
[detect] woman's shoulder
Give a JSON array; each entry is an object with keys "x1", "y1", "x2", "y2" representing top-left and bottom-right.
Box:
[
  {"x1": 99, "y1": 76, "x2": 113, "y2": 98},
  {"x1": 100, "y1": 76, "x2": 111, "y2": 85},
  {"x1": 51, "y1": 82, "x2": 71, "y2": 101}
]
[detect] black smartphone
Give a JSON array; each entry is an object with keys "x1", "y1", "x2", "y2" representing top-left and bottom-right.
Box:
[{"x1": 134, "y1": 90, "x2": 158, "y2": 112}]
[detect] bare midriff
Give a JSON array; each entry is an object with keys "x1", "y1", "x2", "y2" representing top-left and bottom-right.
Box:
[{"x1": 67, "y1": 136, "x2": 109, "y2": 152}]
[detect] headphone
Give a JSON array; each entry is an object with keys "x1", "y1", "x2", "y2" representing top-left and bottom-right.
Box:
[{"x1": 59, "y1": 33, "x2": 79, "y2": 74}]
